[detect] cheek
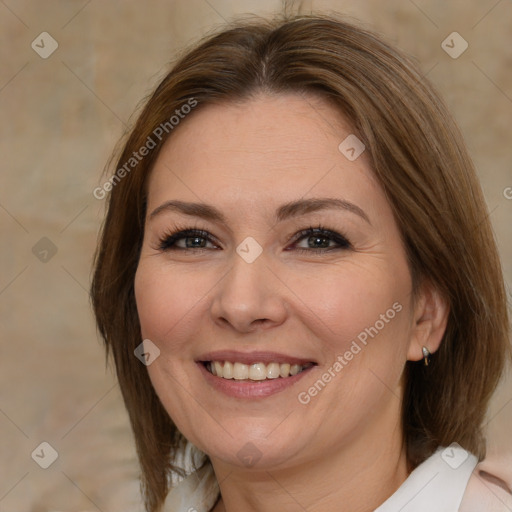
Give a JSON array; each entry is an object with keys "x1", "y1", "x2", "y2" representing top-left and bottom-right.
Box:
[
  {"x1": 134, "y1": 262, "x2": 207, "y2": 424},
  {"x1": 134, "y1": 260, "x2": 211, "y2": 355},
  {"x1": 288, "y1": 259, "x2": 411, "y2": 355},
  {"x1": 292, "y1": 264, "x2": 412, "y2": 421}
]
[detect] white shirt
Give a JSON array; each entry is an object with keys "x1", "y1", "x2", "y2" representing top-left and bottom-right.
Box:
[
  {"x1": 375, "y1": 445, "x2": 477, "y2": 511},
  {"x1": 163, "y1": 442, "x2": 511, "y2": 511}
]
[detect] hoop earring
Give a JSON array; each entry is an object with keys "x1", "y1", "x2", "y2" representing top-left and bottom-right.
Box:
[{"x1": 422, "y1": 346, "x2": 431, "y2": 366}]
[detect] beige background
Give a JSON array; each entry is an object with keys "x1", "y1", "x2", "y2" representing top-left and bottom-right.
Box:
[{"x1": 0, "y1": 1, "x2": 511, "y2": 511}]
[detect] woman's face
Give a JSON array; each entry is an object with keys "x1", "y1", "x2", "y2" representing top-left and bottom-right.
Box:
[{"x1": 135, "y1": 93, "x2": 420, "y2": 471}]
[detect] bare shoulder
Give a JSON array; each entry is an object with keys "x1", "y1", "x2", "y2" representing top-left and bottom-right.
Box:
[{"x1": 459, "y1": 458, "x2": 512, "y2": 511}]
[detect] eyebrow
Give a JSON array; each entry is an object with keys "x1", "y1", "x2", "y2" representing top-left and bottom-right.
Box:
[{"x1": 149, "y1": 197, "x2": 371, "y2": 225}]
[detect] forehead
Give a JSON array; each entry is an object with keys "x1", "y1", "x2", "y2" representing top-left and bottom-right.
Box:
[{"x1": 146, "y1": 92, "x2": 382, "y2": 217}]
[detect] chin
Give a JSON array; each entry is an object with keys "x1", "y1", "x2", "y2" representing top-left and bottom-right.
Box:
[{"x1": 206, "y1": 434, "x2": 307, "y2": 471}]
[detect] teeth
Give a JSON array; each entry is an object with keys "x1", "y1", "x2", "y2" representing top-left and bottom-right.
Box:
[
  {"x1": 279, "y1": 363, "x2": 291, "y2": 378},
  {"x1": 223, "y1": 361, "x2": 234, "y2": 379},
  {"x1": 290, "y1": 364, "x2": 301, "y2": 376},
  {"x1": 207, "y1": 361, "x2": 313, "y2": 380},
  {"x1": 249, "y1": 362, "x2": 267, "y2": 381},
  {"x1": 266, "y1": 363, "x2": 280, "y2": 379},
  {"x1": 233, "y1": 362, "x2": 249, "y2": 380}
]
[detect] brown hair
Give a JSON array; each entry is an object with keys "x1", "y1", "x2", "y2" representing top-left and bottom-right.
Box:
[{"x1": 91, "y1": 14, "x2": 510, "y2": 511}]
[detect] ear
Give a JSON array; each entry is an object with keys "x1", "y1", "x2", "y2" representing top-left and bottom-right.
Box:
[{"x1": 407, "y1": 281, "x2": 450, "y2": 362}]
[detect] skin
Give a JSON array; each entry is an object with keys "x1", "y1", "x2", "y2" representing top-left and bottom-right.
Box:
[{"x1": 134, "y1": 92, "x2": 449, "y2": 512}]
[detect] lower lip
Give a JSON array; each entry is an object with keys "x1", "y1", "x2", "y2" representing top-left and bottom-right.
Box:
[{"x1": 197, "y1": 362, "x2": 315, "y2": 398}]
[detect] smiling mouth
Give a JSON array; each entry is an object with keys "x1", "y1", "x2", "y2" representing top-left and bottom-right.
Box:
[{"x1": 203, "y1": 361, "x2": 315, "y2": 381}]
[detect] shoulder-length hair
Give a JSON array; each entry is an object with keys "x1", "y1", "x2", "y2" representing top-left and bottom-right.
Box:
[{"x1": 91, "y1": 14, "x2": 510, "y2": 512}]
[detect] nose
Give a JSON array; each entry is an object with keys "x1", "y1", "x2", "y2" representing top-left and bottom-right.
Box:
[{"x1": 209, "y1": 253, "x2": 288, "y2": 333}]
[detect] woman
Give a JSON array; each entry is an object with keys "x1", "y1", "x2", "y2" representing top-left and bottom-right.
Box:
[{"x1": 91, "y1": 14, "x2": 511, "y2": 512}]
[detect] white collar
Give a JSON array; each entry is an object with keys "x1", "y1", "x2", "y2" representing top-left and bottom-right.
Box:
[{"x1": 375, "y1": 444, "x2": 478, "y2": 512}]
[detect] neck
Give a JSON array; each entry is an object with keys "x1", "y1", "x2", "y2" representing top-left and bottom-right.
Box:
[{"x1": 210, "y1": 418, "x2": 409, "y2": 512}]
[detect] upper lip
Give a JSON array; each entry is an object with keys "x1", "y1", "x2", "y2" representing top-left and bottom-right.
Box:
[{"x1": 196, "y1": 350, "x2": 317, "y2": 366}]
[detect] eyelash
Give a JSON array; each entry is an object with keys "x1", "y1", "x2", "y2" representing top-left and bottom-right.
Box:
[{"x1": 155, "y1": 223, "x2": 351, "y2": 255}]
